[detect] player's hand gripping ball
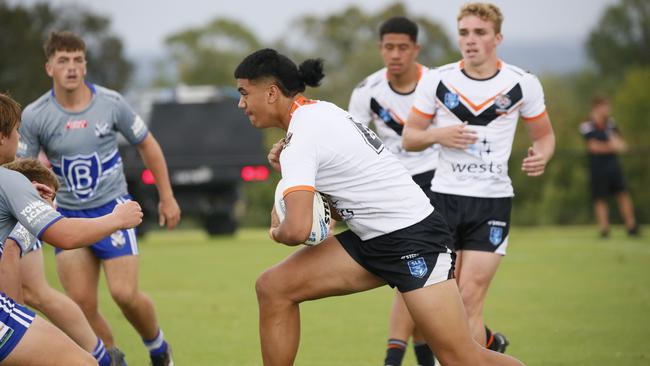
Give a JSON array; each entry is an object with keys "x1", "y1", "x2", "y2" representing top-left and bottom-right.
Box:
[{"x1": 274, "y1": 179, "x2": 331, "y2": 245}]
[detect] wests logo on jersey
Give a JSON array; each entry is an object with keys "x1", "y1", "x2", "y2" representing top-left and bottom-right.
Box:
[
  {"x1": 450, "y1": 161, "x2": 504, "y2": 175},
  {"x1": 61, "y1": 153, "x2": 102, "y2": 200}
]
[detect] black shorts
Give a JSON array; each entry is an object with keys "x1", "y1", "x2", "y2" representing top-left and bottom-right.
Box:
[
  {"x1": 336, "y1": 211, "x2": 455, "y2": 293},
  {"x1": 590, "y1": 163, "x2": 626, "y2": 199},
  {"x1": 427, "y1": 192, "x2": 511, "y2": 255},
  {"x1": 412, "y1": 169, "x2": 435, "y2": 192}
]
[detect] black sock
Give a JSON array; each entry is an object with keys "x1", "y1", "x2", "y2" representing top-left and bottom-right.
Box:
[
  {"x1": 413, "y1": 341, "x2": 435, "y2": 366},
  {"x1": 384, "y1": 339, "x2": 407, "y2": 366}
]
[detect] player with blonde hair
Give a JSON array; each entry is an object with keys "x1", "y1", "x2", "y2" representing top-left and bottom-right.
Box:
[{"x1": 403, "y1": 1, "x2": 556, "y2": 353}]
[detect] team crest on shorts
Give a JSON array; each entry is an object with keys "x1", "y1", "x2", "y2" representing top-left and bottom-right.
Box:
[
  {"x1": 111, "y1": 230, "x2": 126, "y2": 248},
  {"x1": 444, "y1": 92, "x2": 460, "y2": 109},
  {"x1": 407, "y1": 257, "x2": 428, "y2": 278},
  {"x1": 488, "y1": 220, "x2": 506, "y2": 245},
  {"x1": 489, "y1": 226, "x2": 503, "y2": 245}
]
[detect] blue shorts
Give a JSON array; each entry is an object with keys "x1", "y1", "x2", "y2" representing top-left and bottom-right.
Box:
[
  {"x1": 0, "y1": 292, "x2": 35, "y2": 362},
  {"x1": 56, "y1": 195, "x2": 139, "y2": 260}
]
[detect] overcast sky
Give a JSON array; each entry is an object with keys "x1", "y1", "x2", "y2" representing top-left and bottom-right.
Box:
[{"x1": 12, "y1": 0, "x2": 617, "y2": 56}]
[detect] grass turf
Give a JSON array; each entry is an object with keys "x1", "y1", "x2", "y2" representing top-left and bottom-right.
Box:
[{"x1": 41, "y1": 226, "x2": 649, "y2": 365}]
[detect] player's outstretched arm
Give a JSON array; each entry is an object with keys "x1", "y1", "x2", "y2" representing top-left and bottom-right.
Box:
[
  {"x1": 270, "y1": 190, "x2": 314, "y2": 246},
  {"x1": 0, "y1": 239, "x2": 23, "y2": 302},
  {"x1": 136, "y1": 134, "x2": 181, "y2": 230},
  {"x1": 41, "y1": 201, "x2": 143, "y2": 249},
  {"x1": 522, "y1": 114, "x2": 555, "y2": 177}
]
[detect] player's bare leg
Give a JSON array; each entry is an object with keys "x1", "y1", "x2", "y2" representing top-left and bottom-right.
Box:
[
  {"x1": 386, "y1": 291, "x2": 435, "y2": 365},
  {"x1": 454, "y1": 250, "x2": 502, "y2": 345},
  {"x1": 255, "y1": 236, "x2": 385, "y2": 366},
  {"x1": 103, "y1": 255, "x2": 159, "y2": 340},
  {"x1": 2, "y1": 316, "x2": 97, "y2": 366},
  {"x1": 388, "y1": 292, "x2": 416, "y2": 341},
  {"x1": 401, "y1": 279, "x2": 524, "y2": 366},
  {"x1": 21, "y1": 249, "x2": 97, "y2": 352},
  {"x1": 56, "y1": 248, "x2": 116, "y2": 347},
  {"x1": 615, "y1": 191, "x2": 637, "y2": 232},
  {"x1": 593, "y1": 199, "x2": 609, "y2": 236},
  {"x1": 384, "y1": 292, "x2": 413, "y2": 366}
]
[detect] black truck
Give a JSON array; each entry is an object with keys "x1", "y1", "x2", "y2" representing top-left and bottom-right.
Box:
[{"x1": 120, "y1": 88, "x2": 269, "y2": 236}]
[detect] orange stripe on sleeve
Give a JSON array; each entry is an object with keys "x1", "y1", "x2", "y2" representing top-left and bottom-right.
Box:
[
  {"x1": 522, "y1": 110, "x2": 547, "y2": 122},
  {"x1": 411, "y1": 106, "x2": 434, "y2": 119},
  {"x1": 283, "y1": 185, "x2": 316, "y2": 197}
]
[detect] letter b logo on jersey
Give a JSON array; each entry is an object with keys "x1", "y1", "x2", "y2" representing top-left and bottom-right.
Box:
[{"x1": 62, "y1": 153, "x2": 101, "y2": 200}]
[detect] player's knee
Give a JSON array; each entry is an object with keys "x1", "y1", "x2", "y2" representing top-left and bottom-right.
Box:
[
  {"x1": 255, "y1": 270, "x2": 276, "y2": 301},
  {"x1": 458, "y1": 282, "x2": 486, "y2": 311},
  {"x1": 255, "y1": 268, "x2": 289, "y2": 303},
  {"x1": 70, "y1": 294, "x2": 99, "y2": 314},
  {"x1": 109, "y1": 285, "x2": 137, "y2": 306},
  {"x1": 22, "y1": 287, "x2": 43, "y2": 310}
]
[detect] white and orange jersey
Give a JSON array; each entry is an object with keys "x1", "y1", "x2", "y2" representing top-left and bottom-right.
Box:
[
  {"x1": 348, "y1": 64, "x2": 438, "y2": 175},
  {"x1": 280, "y1": 96, "x2": 433, "y2": 240},
  {"x1": 412, "y1": 60, "x2": 547, "y2": 198}
]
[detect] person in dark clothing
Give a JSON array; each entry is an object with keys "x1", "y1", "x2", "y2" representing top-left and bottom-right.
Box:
[{"x1": 579, "y1": 96, "x2": 639, "y2": 237}]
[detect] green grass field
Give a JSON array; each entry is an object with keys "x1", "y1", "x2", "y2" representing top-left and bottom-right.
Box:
[{"x1": 42, "y1": 226, "x2": 649, "y2": 366}]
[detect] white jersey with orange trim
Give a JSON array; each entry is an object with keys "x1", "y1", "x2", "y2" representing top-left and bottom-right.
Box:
[
  {"x1": 412, "y1": 60, "x2": 547, "y2": 198},
  {"x1": 348, "y1": 65, "x2": 438, "y2": 175},
  {"x1": 280, "y1": 97, "x2": 433, "y2": 240}
]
